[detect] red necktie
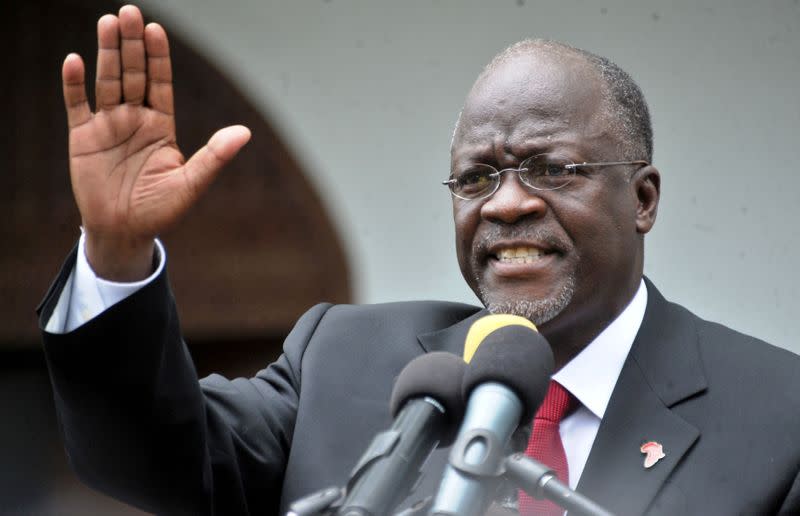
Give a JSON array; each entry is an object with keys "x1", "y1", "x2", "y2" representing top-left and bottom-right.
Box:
[{"x1": 518, "y1": 381, "x2": 574, "y2": 516}]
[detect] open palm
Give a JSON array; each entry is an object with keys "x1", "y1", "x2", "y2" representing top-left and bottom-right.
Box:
[{"x1": 62, "y1": 5, "x2": 250, "y2": 279}]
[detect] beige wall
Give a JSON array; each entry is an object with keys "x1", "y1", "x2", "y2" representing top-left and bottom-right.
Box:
[{"x1": 138, "y1": 0, "x2": 800, "y2": 352}]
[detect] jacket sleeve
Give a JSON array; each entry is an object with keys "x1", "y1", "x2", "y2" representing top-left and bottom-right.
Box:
[{"x1": 39, "y1": 250, "x2": 333, "y2": 515}]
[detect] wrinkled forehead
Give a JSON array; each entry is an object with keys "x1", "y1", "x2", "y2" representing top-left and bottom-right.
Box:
[{"x1": 453, "y1": 52, "x2": 607, "y2": 155}]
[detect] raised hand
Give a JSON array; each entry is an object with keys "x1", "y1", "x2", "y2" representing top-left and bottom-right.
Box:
[{"x1": 62, "y1": 5, "x2": 251, "y2": 280}]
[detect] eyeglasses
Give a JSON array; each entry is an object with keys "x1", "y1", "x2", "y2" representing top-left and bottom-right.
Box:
[{"x1": 442, "y1": 153, "x2": 649, "y2": 201}]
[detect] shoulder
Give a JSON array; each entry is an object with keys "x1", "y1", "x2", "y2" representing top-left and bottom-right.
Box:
[
  {"x1": 694, "y1": 310, "x2": 800, "y2": 392},
  {"x1": 657, "y1": 292, "x2": 800, "y2": 405},
  {"x1": 644, "y1": 278, "x2": 799, "y2": 368},
  {"x1": 299, "y1": 300, "x2": 481, "y2": 351},
  {"x1": 281, "y1": 300, "x2": 481, "y2": 362},
  {"x1": 639, "y1": 278, "x2": 800, "y2": 412},
  {"x1": 317, "y1": 300, "x2": 482, "y2": 331},
  {"x1": 664, "y1": 296, "x2": 800, "y2": 371},
  {"x1": 694, "y1": 314, "x2": 797, "y2": 363}
]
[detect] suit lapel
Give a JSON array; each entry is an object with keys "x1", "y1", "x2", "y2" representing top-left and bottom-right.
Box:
[
  {"x1": 575, "y1": 356, "x2": 700, "y2": 515},
  {"x1": 577, "y1": 279, "x2": 707, "y2": 515},
  {"x1": 416, "y1": 308, "x2": 489, "y2": 355}
]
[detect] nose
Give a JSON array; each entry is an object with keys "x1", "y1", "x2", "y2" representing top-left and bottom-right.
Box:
[{"x1": 480, "y1": 170, "x2": 548, "y2": 224}]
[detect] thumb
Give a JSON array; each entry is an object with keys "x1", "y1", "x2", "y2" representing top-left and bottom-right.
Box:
[{"x1": 183, "y1": 125, "x2": 251, "y2": 197}]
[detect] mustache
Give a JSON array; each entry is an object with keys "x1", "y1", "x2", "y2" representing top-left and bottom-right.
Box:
[{"x1": 473, "y1": 224, "x2": 571, "y2": 257}]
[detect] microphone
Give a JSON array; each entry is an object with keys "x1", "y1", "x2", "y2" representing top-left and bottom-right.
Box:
[
  {"x1": 503, "y1": 453, "x2": 615, "y2": 516},
  {"x1": 460, "y1": 313, "x2": 538, "y2": 364},
  {"x1": 431, "y1": 316, "x2": 554, "y2": 516},
  {"x1": 336, "y1": 352, "x2": 467, "y2": 516}
]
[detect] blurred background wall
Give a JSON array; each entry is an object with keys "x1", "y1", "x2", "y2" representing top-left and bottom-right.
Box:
[
  {"x1": 136, "y1": 0, "x2": 800, "y2": 350},
  {"x1": 2, "y1": 0, "x2": 798, "y2": 513}
]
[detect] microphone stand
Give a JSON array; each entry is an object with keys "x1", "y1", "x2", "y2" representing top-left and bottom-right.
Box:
[
  {"x1": 287, "y1": 454, "x2": 614, "y2": 516},
  {"x1": 502, "y1": 453, "x2": 615, "y2": 516},
  {"x1": 287, "y1": 487, "x2": 432, "y2": 516},
  {"x1": 287, "y1": 453, "x2": 614, "y2": 516}
]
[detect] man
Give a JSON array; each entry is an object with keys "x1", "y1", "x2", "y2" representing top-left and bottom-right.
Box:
[{"x1": 39, "y1": 4, "x2": 800, "y2": 515}]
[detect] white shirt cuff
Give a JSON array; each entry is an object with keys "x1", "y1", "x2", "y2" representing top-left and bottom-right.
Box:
[{"x1": 45, "y1": 234, "x2": 165, "y2": 334}]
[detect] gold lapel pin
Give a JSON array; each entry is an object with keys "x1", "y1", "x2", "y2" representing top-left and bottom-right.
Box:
[{"x1": 640, "y1": 441, "x2": 666, "y2": 469}]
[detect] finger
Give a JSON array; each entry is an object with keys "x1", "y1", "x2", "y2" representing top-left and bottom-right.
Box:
[
  {"x1": 119, "y1": 5, "x2": 146, "y2": 104},
  {"x1": 144, "y1": 23, "x2": 173, "y2": 115},
  {"x1": 95, "y1": 14, "x2": 121, "y2": 110},
  {"x1": 63, "y1": 54, "x2": 92, "y2": 128},
  {"x1": 182, "y1": 126, "x2": 252, "y2": 199}
]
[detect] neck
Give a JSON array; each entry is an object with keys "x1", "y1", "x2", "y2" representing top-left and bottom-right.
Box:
[{"x1": 540, "y1": 277, "x2": 643, "y2": 371}]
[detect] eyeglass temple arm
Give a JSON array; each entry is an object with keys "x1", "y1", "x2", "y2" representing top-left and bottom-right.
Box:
[{"x1": 566, "y1": 160, "x2": 649, "y2": 169}]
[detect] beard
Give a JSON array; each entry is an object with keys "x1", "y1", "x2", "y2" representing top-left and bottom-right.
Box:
[
  {"x1": 469, "y1": 224, "x2": 577, "y2": 326},
  {"x1": 476, "y1": 272, "x2": 576, "y2": 326}
]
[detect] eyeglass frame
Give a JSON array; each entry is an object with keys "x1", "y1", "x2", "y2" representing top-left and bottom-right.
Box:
[{"x1": 442, "y1": 153, "x2": 650, "y2": 201}]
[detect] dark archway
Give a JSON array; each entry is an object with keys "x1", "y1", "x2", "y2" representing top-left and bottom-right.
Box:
[
  {"x1": 1, "y1": 1, "x2": 351, "y2": 512},
  {"x1": 2, "y1": 0, "x2": 351, "y2": 348}
]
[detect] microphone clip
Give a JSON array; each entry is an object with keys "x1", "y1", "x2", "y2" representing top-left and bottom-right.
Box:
[{"x1": 448, "y1": 428, "x2": 507, "y2": 478}]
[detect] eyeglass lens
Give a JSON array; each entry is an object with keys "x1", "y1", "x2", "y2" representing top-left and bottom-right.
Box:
[{"x1": 450, "y1": 153, "x2": 575, "y2": 199}]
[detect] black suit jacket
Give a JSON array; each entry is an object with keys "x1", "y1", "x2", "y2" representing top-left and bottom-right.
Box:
[{"x1": 39, "y1": 250, "x2": 800, "y2": 515}]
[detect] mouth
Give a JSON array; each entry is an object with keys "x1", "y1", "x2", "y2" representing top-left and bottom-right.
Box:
[
  {"x1": 483, "y1": 242, "x2": 562, "y2": 277},
  {"x1": 492, "y1": 246, "x2": 554, "y2": 264},
  {"x1": 470, "y1": 226, "x2": 571, "y2": 282},
  {"x1": 485, "y1": 238, "x2": 561, "y2": 262}
]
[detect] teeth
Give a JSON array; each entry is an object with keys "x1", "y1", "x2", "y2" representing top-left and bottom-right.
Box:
[{"x1": 498, "y1": 247, "x2": 547, "y2": 264}]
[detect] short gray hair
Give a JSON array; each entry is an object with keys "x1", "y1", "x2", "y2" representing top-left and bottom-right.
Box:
[{"x1": 453, "y1": 39, "x2": 654, "y2": 163}]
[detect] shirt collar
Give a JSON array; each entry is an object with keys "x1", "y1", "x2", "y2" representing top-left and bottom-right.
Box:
[{"x1": 552, "y1": 279, "x2": 648, "y2": 419}]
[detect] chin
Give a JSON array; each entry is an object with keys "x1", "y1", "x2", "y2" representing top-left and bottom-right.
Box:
[{"x1": 476, "y1": 273, "x2": 576, "y2": 326}]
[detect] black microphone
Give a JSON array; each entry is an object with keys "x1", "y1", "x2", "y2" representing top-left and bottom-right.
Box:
[
  {"x1": 336, "y1": 352, "x2": 467, "y2": 516},
  {"x1": 431, "y1": 322, "x2": 554, "y2": 516}
]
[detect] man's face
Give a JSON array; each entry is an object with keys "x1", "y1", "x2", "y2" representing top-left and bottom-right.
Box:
[{"x1": 452, "y1": 53, "x2": 655, "y2": 350}]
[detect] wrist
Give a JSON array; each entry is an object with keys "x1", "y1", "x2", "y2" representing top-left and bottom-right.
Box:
[{"x1": 83, "y1": 231, "x2": 156, "y2": 282}]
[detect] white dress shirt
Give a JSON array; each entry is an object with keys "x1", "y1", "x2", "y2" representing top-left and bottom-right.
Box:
[
  {"x1": 46, "y1": 234, "x2": 648, "y2": 490},
  {"x1": 553, "y1": 280, "x2": 647, "y2": 488},
  {"x1": 45, "y1": 235, "x2": 165, "y2": 334}
]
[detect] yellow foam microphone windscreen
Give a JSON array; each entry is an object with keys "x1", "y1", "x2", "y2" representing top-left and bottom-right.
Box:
[{"x1": 462, "y1": 314, "x2": 538, "y2": 363}]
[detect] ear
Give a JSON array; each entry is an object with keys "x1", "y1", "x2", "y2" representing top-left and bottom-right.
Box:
[{"x1": 632, "y1": 165, "x2": 660, "y2": 234}]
